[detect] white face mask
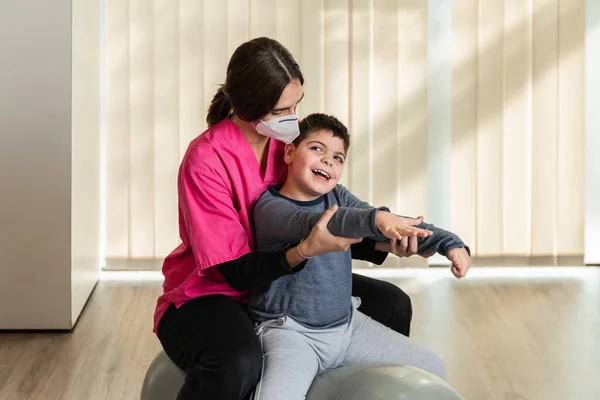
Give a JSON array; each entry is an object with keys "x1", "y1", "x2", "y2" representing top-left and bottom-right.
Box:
[{"x1": 254, "y1": 114, "x2": 300, "y2": 144}]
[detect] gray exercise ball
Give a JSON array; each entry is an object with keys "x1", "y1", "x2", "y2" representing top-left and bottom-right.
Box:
[
  {"x1": 140, "y1": 350, "x2": 465, "y2": 400},
  {"x1": 306, "y1": 363, "x2": 464, "y2": 400}
]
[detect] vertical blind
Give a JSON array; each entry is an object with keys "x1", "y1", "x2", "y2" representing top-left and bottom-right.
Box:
[{"x1": 104, "y1": 0, "x2": 585, "y2": 264}]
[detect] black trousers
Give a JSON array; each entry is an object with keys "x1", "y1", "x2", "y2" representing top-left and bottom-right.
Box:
[{"x1": 156, "y1": 273, "x2": 412, "y2": 400}]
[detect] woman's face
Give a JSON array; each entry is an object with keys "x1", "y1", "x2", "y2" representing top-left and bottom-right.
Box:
[{"x1": 263, "y1": 79, "x2": 304, "y2": 121}]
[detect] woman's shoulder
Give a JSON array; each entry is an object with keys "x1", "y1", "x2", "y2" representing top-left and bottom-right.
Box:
[{"x1": 183, "y1": 120, "x2": 239, "y2": 171}]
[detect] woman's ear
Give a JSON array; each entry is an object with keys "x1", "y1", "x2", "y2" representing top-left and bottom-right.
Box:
[{"x1": 284, "y1": 143, "x2": 296, "y2": 165}]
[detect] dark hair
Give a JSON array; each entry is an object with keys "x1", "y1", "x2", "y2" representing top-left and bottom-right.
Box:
[
  {"x1": 294, "y1": 113, "x2": 350, "y2": 153},
  {"x1": 206, "y1": 37, "x2": 304, "y2": 127}
]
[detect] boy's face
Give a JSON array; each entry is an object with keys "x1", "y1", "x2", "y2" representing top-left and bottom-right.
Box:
[{"x1": 284, "y1": 129, "x2": 347, "y2": 197}]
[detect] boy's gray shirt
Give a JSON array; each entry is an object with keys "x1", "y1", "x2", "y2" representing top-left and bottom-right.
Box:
[{"x1": 249, "y1": 184, "x2": 466, "y2": 328}]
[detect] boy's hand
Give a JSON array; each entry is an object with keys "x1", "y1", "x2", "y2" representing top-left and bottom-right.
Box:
[
  {"x1": 447, "y1": 247, "x2": 471, "y2": 278},
  {"x1": 375, "y1": 212, "x2": 432, "y2": 240}
]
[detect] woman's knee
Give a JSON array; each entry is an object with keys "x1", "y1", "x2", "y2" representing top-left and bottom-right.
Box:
[
  {"x1": 194, "y1": 340, "x2": 262, "y2": 383},
  {"x1": 225, "y1": 343, "x2": 263, "y2": 383},
  {"x1": 356, "y1": 278, "x2": 413, "y2": 335},
  {"x1": 182, "y1": 343, "x2": 263, "y2": 399},
  {"x1": 391, "y1": 285, "x2": 413, "y2": 319},
  {"x1": 379, "y1": 280, "x2": 412, "y2": 309}
]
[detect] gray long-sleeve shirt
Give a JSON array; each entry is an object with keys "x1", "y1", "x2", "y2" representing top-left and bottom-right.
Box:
[{"x1": 249, "y1": 184, "x2": 466, "y2": 328}]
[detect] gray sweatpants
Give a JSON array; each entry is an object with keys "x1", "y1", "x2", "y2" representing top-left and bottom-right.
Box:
[{"x1": 253, "y1": 297, "x2": 446, "y2": 400}]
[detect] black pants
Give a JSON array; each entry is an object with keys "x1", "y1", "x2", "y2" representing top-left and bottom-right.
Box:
[{"x1": 156, "y1": 273, "x2": 412, "y2": 400}]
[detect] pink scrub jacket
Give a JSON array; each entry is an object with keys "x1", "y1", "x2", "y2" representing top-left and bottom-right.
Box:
[{"x1": 153, "y1": 119, "x2": 287, "y2": 333}]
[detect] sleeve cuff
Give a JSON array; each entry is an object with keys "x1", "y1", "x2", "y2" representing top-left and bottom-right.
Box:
[
  {"x1": 280, "y1": 249, "x2": 308, "y2": 274},
  {"x1": 351, "y1": 238, "x2": 389, "y2": 265},
  {"x1": 370, "y1": 206, "x2": 390, "y2": 236},
  {"x1": 443, "y1": 242, "x2": 470, "y2": 257},
  {"x1": 371, "y1": 249, "x2": 388, "y2": 266}
]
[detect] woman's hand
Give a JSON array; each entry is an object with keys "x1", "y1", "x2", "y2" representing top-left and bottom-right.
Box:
[
  {"x1": 375, "y1": 212, "x2": 432, "y2": 240},
  {"x1": 375, "y1": 214, "x2": 437, "y2": 258},
  {"x1": 299, "y1": 205, "x2": 363, "y2": 258},
  {"x1": 389, "y1": 236, "x2": 419, "y2": 257},
  {"x1": 377, "y1": 236, "x2": 426, "y2": 258}
]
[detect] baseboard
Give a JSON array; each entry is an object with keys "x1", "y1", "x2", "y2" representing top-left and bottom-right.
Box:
[
  {"x1": 448, "y1": 255, "x2": 584, "y2": 267},
  {"x1": 363, "y1": 254, "x2": 586, "y2": 268},
  {"x1": 104, "y1": 258, "x2": 163, "y2": 270},
  {"x1": 104, "y1": 254, "x2": 588, "y2": 271}
]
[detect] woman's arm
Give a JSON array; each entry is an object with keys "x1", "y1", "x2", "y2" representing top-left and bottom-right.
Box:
[
  {"x1": 350, "y1": 239, "x2": 389, "y2": 265},
  {"x1": 180, "y1": 161, "x2": 362, "y2": 292},
  {"x1": 217, "y1": 249, "x2": 307, "y2": 291},
  {"x1": 220, "y1": 205, "x2": 363, "y2": 291},
  {"x1": 180, "y1": 162, "x2": 314, "y2": 291}
]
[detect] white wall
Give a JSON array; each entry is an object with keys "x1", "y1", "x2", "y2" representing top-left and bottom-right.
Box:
[{"x1": 0, "y1": 0, "x2": 101, "y2": 329}]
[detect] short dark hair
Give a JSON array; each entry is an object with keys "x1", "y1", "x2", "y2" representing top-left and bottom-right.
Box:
[
  {"x1": 294, "y1": 113, "x2": 350, "y2": 153},
  {"x1": 207, "y1": 37, "x2": 304, "y2": 126}
]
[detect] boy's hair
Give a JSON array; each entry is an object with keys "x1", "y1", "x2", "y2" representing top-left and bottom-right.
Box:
[{"x1": 294, "y1": 113, "x2": 350, "y2": 153}]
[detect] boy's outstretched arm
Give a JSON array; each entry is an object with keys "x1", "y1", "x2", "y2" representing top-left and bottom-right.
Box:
[
  {"x1": 335, "y1": 184, "x2": 471, "y2": 276},
  {"x1": 253, "y1": 191, "x2": 382, "y2": 252},
  {"x1": 413, "y1": 220, "x2": 469, "y2": 257},
  {"x1": 399, "y1": 218, "x2": 471, "y2": 278}
]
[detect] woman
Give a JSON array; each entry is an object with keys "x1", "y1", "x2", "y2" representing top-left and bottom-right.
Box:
[{"x1": 154, "y1": 37, "x2": 423, "y2": 400}]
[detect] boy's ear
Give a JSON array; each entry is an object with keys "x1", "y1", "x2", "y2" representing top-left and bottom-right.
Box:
[{"x1": 283, "y1": 143, "x2": 296, "y2": 165}]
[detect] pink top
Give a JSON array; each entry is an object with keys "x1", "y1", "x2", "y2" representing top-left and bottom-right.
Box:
[{"x1": 153, "y1": 119, "x2": 287, "y2": 332}]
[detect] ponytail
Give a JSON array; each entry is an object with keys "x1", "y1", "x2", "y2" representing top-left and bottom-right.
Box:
[{"x1": 206, "y1": 87, "x2": 232, "y2": 127}]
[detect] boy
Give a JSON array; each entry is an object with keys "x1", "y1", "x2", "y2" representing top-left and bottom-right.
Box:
[{"x1": 250, "y1": 113, "x2": 471, "y2": 400}]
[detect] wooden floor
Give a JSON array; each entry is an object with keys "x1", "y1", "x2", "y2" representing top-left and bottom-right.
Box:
[{"x1": 1, "y1": 267, "x2": 599, "y2": 400}]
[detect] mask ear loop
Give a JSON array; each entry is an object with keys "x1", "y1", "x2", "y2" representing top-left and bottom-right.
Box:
[{"x1": 251, "y1": 120, "x2": 263, "y2": 134}]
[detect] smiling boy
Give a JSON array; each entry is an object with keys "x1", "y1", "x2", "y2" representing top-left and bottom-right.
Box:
[{"x1": 249, "y1": 113, "x2": 471, "y2": 400}]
